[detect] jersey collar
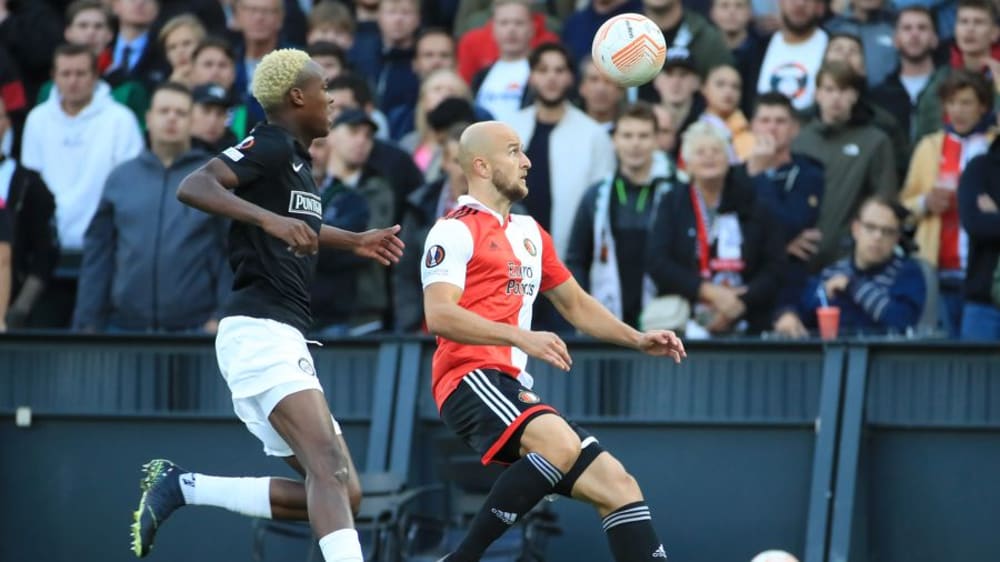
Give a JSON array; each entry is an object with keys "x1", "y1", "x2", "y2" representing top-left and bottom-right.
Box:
[{"x1": 457, "y1": 195, "x2": 508, "y2": 227}]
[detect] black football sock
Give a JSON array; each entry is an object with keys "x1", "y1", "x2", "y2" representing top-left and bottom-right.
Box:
[
  {"x1": 447, "y1": 452, "x2": 563, "y2": 562},
  {"x1": 602, "y1": 501, "x2": 667, "y2": 561}
]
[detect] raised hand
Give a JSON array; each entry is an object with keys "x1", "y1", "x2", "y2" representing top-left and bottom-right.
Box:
[
  {"x1": 637, "y1": 330, "x2": 686, "y2": 363},
  {"x1": 353, "y1": 224, "x2": 405, "y2": 266}
]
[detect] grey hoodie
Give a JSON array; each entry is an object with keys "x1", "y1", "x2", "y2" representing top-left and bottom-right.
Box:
[{"x1": 73, "y1": 148, "x2": 231, "y2": 332}]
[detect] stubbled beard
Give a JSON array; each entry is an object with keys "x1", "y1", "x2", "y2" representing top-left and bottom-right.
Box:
[
  {"x1": 492, "y1": 168, "x2": 527, "y2": 202},
  {"x1": 781, "y1": 13, "x2": 817, "y2": 35}
]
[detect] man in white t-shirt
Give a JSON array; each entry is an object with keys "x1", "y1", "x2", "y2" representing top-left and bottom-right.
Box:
[
  {"x1": 471, "y1": 0, "x2": 534, "y2": 124},
  {"x1": 757, "y1": 0, "x2": 829, "y2": 109}
]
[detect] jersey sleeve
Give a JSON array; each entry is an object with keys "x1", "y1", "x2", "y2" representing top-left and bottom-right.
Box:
[
  {"x1": 218, "y1": 130, "x2": 291, "y2": 186},
  {"x1": 421, "y1": 218, "x2": 474, "y2": 291},
  {"x1": 538, "y1": 223, "x2": 572, "y2": 292}
]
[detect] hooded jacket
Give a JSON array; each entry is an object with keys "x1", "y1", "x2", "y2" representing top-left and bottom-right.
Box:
[
  {"x1": 792, "y1": 102, "x2": 899, "y2": 270},
  {"x1": 72, "y1": 148, "x2": 230, "y2": 332},
  {"x1": 21, "y1": 80, "x2": 144, "y2": 251}
]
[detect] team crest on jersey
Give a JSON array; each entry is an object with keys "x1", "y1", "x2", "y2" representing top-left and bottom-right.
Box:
[
  {"x1": 288, "y1": 190, "x2": 322, "y2": 219},
  {"x1": 237, "y1": 136, "x2": 255, "y2": 150},
  {"x1": 298, "y1": 358, "x2": 316, "y2": 376},
  {"x1": 523, "y1": 239, "x2": 537, "y2": 256},
  {"x1": 426, "y1": 245, "x2": 446, "y2": 268},
  {"x1": 518, "y1": 390, "x2": 540, "y2": 404}
]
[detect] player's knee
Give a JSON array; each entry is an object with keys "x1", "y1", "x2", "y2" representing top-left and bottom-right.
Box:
[
  {"x1": 539, "y1": 437, "x2": 582, "y2": 473},
  {"x1": 605, "y1": 467, "x2": 642, "y2": 509}
]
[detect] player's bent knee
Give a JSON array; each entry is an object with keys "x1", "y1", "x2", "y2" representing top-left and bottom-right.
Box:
[
  {"x1": 553, "y1": 440, "x2": 604, "y2": 497},
  {"x1": 535, "y1": 437, "x2": 582, "y2": 473},
  {"x1": 603, "y1": 468, "x2": 642, "y2": 510}
]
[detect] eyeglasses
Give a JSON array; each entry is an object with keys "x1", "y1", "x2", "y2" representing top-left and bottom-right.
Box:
[{"x1": 858, "y1": 220, "x2": 900, "y2": 239}]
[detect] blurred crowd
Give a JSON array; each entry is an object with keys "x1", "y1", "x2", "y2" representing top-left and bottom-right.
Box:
[{"x1": 0, "y1": 0, "x2": 998, "y2": 340}]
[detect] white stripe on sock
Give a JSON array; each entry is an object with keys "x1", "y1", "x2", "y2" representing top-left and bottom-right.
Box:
[
  {"x1": 603, "y1": 514, "x2": 653, "y2": 531},
  {"x1": 526, "y1": 453, "x2": 561, "y2": 486},
  {"x1": 602, "y1": 506, "x2": 651, "y2": 529}
]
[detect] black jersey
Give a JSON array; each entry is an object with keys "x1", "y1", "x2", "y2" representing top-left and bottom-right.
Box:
[
  {"x1": 217, "y1": 123, "x2": 322, "y2": 334},
  {"x1": 0, "y1": 196, "x2": 10, "y2": 244}
]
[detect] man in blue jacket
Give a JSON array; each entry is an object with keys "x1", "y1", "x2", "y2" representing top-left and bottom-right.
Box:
[
  {"x1": 73, "y1": 82, "x2": 230, "y2": 333},
  {"x1": 775, "y1": 196, "x2": 926, "y2": 336}
]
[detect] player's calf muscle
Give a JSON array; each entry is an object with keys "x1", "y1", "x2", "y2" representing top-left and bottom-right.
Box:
[{"x1": 575, "y1": 454, "x2": 644, "y2": 514}]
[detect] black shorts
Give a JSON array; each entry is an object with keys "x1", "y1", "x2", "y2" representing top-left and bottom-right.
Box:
[{"x1": 440, "y1": 368, "x2": 591, "y2": 465}]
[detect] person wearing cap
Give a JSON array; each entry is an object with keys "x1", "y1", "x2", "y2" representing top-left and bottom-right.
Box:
[
  {"x1": 318, "y1": 108, "x2": 396, "y2": 334},
  {"x1": 646, "y1": 51, "x2": 705, "y2": 159},
  {"x1": 191, "y1": 82, "x2": 238, "y2": 153}
]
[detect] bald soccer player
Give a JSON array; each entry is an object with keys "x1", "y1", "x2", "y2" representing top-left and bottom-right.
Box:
[
  {"x1": 130, "y1": 49, "x2": 405, "y2": 562},
  {"x1": 421, "y1": 121, "x2": 688, "y2": 562}
]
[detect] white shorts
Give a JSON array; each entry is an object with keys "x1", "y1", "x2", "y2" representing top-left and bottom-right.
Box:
[{"x1": 216, "y1": 316, "x2": 342, "y2": 457}]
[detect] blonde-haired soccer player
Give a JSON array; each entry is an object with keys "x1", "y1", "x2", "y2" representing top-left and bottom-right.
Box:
[{"x1": 130, "y1": 49, "x2": 405, "y2": 562}]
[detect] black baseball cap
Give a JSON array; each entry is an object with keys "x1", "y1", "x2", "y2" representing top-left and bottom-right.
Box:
[
  {"x1": 192, "y1": 83, "x2": 231, "y2": 107},
  {"x1": 661, "y1": 48, "x2": 697, "y2": 75},
  {"x1": 332, "y1": 108, "x2": 378, "y2": 131}
]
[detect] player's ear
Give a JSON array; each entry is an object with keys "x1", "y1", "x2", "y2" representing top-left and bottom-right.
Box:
[{"x1": 288, "y1": 87, "x2": 306, "y2": 108}]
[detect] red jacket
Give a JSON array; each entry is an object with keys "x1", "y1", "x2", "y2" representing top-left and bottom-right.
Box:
[{"x1": 457, "y1": 13, "x2": 560, "y2": 84}]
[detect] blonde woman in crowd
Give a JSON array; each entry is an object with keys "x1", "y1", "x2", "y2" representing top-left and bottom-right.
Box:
[
  {"x1": 400, "y1": 68, "x2": 475, "y2": 179},
  {"x1": 159, "y1": 14, "x2": 207, "y2": 87},
  {"x1": 697, "y1": 64, "x2": 755, "y2": 163}
]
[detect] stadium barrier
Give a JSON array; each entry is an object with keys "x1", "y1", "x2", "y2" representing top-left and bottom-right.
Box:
[{"x1": 0, "y1": 335, "x2": 997, "y2": 562}]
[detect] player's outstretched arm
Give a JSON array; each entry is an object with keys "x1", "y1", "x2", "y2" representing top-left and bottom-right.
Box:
[
  {"x1": 545, "y1": 277, "x2": 686, "y2": 363},
  {"x1": 178, "y1": 159, "x2": 319, "y2": 256},
  {"x1": 424, "y1": 282, "x2": 573, "y2": 371}
]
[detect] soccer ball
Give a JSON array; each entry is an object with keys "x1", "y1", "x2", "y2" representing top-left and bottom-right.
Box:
[{"x1": 591, "y1": 13, "x2": 667, "y2": 87}]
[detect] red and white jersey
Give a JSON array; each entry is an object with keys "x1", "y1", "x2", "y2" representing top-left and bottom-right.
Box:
[{"x1": 421, "y1": 195, "x2": 572, "y2": 409}]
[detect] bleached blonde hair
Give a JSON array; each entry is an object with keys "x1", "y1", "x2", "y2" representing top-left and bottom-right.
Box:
[{"x1": 252, "y1": 48, "x2": 313, "y2": 113}]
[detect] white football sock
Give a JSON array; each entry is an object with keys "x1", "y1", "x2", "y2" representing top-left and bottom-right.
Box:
[
  {"x1": 179, "y1": 473, "x2": 272, "y2": 519},
  {"x1": 318, "y1": 528, "x2": 363, "y2": 562}
]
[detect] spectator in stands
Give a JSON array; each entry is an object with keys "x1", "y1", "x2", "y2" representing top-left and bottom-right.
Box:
[
  {"x1": 646, "y1": 121, "x2": 784, "y2": 336},
  {"x1": 22, "y1": 44, "x2": 144, "y2": 328},
  {"x1": 154, "y1": 0, "x2": 227, "y2": 37},
  {"x1": 510, "y1": 43, "x2": 615, "y2": 254},
  {"x1": 349, "y1": 0, "x2": 421, "y2": 114},
  {"x1": 470, "y1": 0, "x2": 537, "y2": 123},
  {"x1": 42, "y1": 0, "x2": 149, "y2": 128},
  {"x1": 510, "y1": 43, "x2": 615, "y2": 332},
  {"x1": 915, "y1": 0, "x2": 1000, "y2": 140},
  {"x1": 648, "y1": 51, "x2": 704, "y2": 156},
  {"x1": 652, "y1": 103, "x2": 679, "y2": 154},
  {"x1": 0, "y1": 98, "x2": 58, "y2": 331},
  {"x1": 579, "y1": 56, "x2": 626, "y2": 131},
  {"x1": 562, "y1": 0, "x2": 644, "y2": 63},
  {"x1": 63, "y1": 0, "x2": 115, "y2": 74},
  {"x1": 825, "y1": 0, "x2": 898, "y2": 87},
  {"x1": 455, "y1": 0, "x2": 575, "y2": 36},
  {"x1": 643, "y1": 0, "x2": 733, "y2": 79},
  {"x1": 394, "y1": 123, "x2": 469, "y2": 333},
  {"x1": 326, "y1": 71, "x2": 392, "y2": 142},
  {"x1": 566, "y1": 102, "x2": 679, "y2": 328},
  {"x1": 320, "y1": 109, "x2": 396, "y2": 333},
  {"x1": 792, "y1": 62, "x2": 897, "y2": 270},
  {"x1": 695, "y1": 64, "x2": 755, "y2": 162},
  {"x1": 105, "y1": 0, "x2": 169, "y2": 92},
  {"x1": 306, "y1": 0, "x2": 356, "y2": 50},
  {"x1": 0, "y1": 196, "x2": 9, "y2": 332},
  {"x1": 190, "y1": 37, "x2": 249, "y2": 139},
  {"x1": 73, "y1": 83, "x2": 228, "y2": 333},
  {"x1": 821, "y1": 32, "x2": 910, "y2": 179},
  {"x1": 306, "y1": 41, "x2": 348, "y2": 83},
  {"x1": 326, "y1": 74, "x2": 425, "y2": 212},
  {"x1": 458, "y1": 0, "x2": 561, "y2": 82},
  {"x1": 757, "y1": 0, "x2": 829, "y2": 110},
  {"x1": 232, "y1": 0, "x2": 288, "y2": 127},
  {"x1": 0, "y1": 0, "x2": 62, "y2": 106},
  {"x1": 746, "y1": 92, "x2": 824, "y2": 329},
  {"x1": 401, "y1": 74, "x2": 476, "y2": 177},
  {"x1": 900, "y1": 70, "x2": 993, "y2": 337},
  {"x1": 870, "y1": 6, "x2": 943, "y2": 144},
  {"x1": 957, "y1": 129, "x2": 1000, "y2": 339},
  {"x1": 190, "y1": 83, "x2": 237, "y2": 152},
  {"x1": 711, "y1": 0, "x2": 768, "y2": 116},
  {"x1": 159, "y1": 14, "x2": 206, "y2": 87},
  {"x1": 774, "y1": 196, "x2": 925, "y2": 336},
  {"x1": 412, "y1": 28, "x2": 456, "y2": 79}
]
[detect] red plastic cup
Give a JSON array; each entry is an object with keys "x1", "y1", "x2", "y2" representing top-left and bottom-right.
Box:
[{"x1": 816, "y1": 306, "x2": 841, "y2": 341}]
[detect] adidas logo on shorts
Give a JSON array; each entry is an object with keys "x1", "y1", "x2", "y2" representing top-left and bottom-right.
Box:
[{"x1": 652, "y1": 544, "x2": 667, "y2": 558}]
